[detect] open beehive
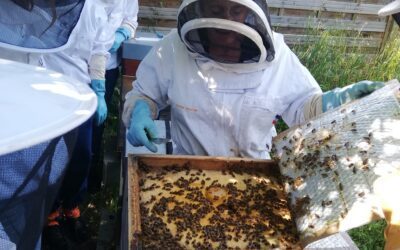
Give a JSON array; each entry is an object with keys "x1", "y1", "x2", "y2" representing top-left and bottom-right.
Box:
[
  {"x1": 126, "y1": 155, "x2": 300, "y2": 249},
  {"x1": 122, "y1": 80, "x2": 400, "y2": 249}
]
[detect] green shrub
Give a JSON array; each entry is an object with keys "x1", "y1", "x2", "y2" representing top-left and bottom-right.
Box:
[{"x1": 292, "y1": 29, "x2": 400, "y2": 91}]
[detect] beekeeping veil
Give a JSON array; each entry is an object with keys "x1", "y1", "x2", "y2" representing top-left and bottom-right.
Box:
[
  {"x1": 0, "y1": 0, "x2": 85, "y2": 52},
  {"x1": 0, "y1": 2, "x2": 95, "y2": 249},
  {"x1": 177, "y1": 0, "x2": 275, "y2": 66}
]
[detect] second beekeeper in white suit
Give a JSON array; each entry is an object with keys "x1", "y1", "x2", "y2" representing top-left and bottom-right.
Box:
[{"x1": 123, "y1": 0, "x2": 384, "y2": 159}]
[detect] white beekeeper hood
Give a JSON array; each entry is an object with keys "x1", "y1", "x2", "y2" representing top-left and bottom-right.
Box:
[
  {"x1": 0, "y1": 0, "x2": 85, "y2": 53},
  {"x1": 0, "y1": 59, "x2": 97, "y2": 155},
  {"x1": 177, "y1": 0, "x2": 275, "y2": 69},
  {"x1": 378, "y1": 0, "x2": 400, "y2": 16}
]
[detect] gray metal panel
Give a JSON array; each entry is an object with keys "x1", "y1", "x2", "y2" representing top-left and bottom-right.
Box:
[{"x1": 122, "y1": 31, "x2": 163, "y2": 60}]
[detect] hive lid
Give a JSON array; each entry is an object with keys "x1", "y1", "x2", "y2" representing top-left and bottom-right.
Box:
[{"x1": 0, "y1": 59, "x2": 97, "y2": 155}]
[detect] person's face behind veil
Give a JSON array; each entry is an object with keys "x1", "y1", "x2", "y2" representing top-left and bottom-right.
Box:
[{"x1": 201, "y1": 0, "x2": 250, "y2": 63}]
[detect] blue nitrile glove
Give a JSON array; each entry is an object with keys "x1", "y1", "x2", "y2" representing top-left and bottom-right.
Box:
[
  {"x1": 91, "y1": 79, "x2": 108, "y2": 126},
  {"x1": 322, "y1": 80, "x2": 384, "y2": 112},
  {"x1": 127, "y1": 100, "x2": 158, "y2": 153},
  {"x1": 109, "y1": 27, "x2": 131, "y2": 53}
]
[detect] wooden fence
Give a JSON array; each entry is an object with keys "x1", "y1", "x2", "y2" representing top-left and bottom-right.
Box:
[{"x1": 137, "y1": 0, "x2": 395, "y2": 51}]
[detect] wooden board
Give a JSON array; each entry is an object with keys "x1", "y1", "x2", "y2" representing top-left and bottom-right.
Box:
[
  {"x1": 138, "y1": 7, "x2": 386, "y2": 32},
  {"x1": 125, "y1": 155, "x2": 302, "y2": 249},
  {"x1": 272, "y1": 80, "x2": 400, "y2": 244},
  {"x1": 139, "y1": 0, "x2": 387, "y2": 14}
]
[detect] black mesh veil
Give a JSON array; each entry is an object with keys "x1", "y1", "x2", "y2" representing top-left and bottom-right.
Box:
[
  {"x1": 178, "y1": 0, "x2": 275, "y2": 64},
  {"x1": 393, "y1": 12, "x2": 400, "y2": 26},
  {"x1": 0, "y1": 0, "x2": 85, "y2": 51}
]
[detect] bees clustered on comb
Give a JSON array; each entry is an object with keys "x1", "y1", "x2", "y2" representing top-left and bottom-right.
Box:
[{"x1": 137, "y1": 162, "x2": 300, "y2": 249}]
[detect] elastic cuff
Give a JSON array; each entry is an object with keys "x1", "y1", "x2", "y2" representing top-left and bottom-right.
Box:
[
  {"x1": 303, "y1": 94, "x2": 323, "y2": 120},
  {"x1": 89, "y1": 54, "x2": 107, "y2": 80}
]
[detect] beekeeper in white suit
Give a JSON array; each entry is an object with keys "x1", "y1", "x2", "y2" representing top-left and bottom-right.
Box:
[
  {"x1": 90, "y1": 0, "x2": 139, "y2": 191},
  {"x1": 40, "y1": 0, "x2": 115, "y2": 248},
  {"x1": 123, "y1": 0, "x2": 384, "y2": 159}
]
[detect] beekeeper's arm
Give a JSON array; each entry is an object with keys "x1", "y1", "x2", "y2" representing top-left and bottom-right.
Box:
[
  {"x1": 89, "y1": 12, "x2": 114, "y2": 126},
  {"x1": 279, "y1": 55, "x2": 384, "y2": 125},
  {"x1": 109, "y1": 0, "x2": 139, "y2": 53},
  {"x1": 122, "y1": 37, "x2": 172, "y2": 152},
  {"x1": 277, "y1": 48, "x2": 322, "y2": 126},
  {"x1": 303, "y1": 80, "x2": 385, "y2": 119}
]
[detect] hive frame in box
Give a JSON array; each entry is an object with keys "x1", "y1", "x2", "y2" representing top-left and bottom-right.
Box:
[{"x1": 124, "y1": 154, "x2": 299, "y2": 249}]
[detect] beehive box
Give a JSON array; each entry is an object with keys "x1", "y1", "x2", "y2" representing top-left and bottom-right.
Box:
[{"x1": 124, "y1": 155, "x2": 301, "y2": 249}]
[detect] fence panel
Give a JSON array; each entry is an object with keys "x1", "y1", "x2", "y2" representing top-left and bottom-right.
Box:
[{"x1": 137, "y1": 0, "x2": 394, "y2": 50}]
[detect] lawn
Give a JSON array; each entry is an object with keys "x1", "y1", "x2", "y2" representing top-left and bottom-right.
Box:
[{"x1": 293, "y1": 29, "x2": 400, "y2": 91}]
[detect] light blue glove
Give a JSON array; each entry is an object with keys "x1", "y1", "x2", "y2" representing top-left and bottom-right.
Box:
[
  {"x1": 127, "y1": 100, "x2": 158, "y2": 153},
  {"x1": 91, "y1": 79, "x2": 108, "y2": 126},
  {"x1": 322, "y1": 80, "x2": 384, "y2": 112},
  {"x1": 108, "y1": 27, "x2": 131, "y2": 54}
]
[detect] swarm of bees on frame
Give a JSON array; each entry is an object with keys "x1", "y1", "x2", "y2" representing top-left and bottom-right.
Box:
[{"x1": 271, "y1": 107, "x2": 376, "y2": 224}]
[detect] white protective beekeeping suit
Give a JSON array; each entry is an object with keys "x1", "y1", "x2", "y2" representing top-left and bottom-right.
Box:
[
  {"x1": 123, "y1": 0, "x2": 322, "y2": 159},
  {"x1": 103, "y1": 0, "x2": 139, "y2": 70},
  {"x1": 40, "y1": 0, "x2": 113, "y2": 84}
]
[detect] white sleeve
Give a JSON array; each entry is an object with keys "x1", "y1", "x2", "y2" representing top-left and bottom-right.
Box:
[
  {"x1": 303, "y1": 93, "x2": 323, "y2": 121},
  {"x1": 280, "y1": 49, "x2": 322, "y2": 126},
  {"x1": 120, "y1": 0, "x2": 139, "y2": 37},
  {"x1": 88, "y1": 6, "x2": 113, "y2": 80},
  {"x1": 122, "y1": 34, "x2": 174, "y2": 125}
]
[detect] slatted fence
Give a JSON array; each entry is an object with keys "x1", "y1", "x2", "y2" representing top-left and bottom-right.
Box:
[{"x1": 137, "y1": 0, "x2": 395, "y2": 51}]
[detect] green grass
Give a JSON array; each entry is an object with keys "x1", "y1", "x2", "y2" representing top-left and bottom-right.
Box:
[
  {"x1": 292, "y1": 28, "x2": 400, "y2": 91},
  {"x1": 289, "y1": 28, "x2": 399, "y2": 249},
  {"x1": 348, "y1": 220, "x2": 386, "y2": 250}
]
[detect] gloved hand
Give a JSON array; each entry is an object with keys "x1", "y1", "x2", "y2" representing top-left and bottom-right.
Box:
[
  {"x1": 322, "y1": 80, "x2": 384, "y2": 112},
  {"x1": 91, "y1": 79, "x2": 108, "y2": 126},
  {"x1": 108, "y1": 27, "x2": 131, "y2": 54},
  {"x1": 127, "y1": 100, "x2": 158, "y2": 153}
]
